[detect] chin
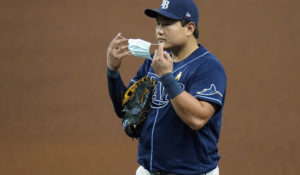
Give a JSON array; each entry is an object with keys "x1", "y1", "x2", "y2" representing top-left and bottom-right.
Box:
[{"x1": 162, "y1": 43, "x2": 171, "y2": 50}]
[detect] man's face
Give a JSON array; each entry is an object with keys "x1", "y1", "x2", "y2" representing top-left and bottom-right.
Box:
[{"x1": 155, "y1": 16, "x2": 187, "y2": 50}]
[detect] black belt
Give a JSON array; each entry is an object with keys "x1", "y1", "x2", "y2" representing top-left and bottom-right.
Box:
[{"x1": 151, "y1": 172, "x2": 204, "y2": 175}]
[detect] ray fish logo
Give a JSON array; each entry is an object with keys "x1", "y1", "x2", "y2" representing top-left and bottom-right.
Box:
[{"x1": 197, "y1": 84, "x2": 223, "y2": 97}]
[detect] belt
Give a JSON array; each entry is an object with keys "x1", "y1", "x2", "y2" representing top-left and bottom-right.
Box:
[
  {"x1": 148, "y1": 166, "x2": 218, "y2": 175},
  {"x1": 151, "y1": 172, "x2": 204, "y2": 175}
]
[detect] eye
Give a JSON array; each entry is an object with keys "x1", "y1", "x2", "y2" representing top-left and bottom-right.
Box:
[{"x1": 156, "y1": 22, "x2": 171, "y2": 27}]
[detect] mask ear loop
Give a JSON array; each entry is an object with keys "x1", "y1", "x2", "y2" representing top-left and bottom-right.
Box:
[
  {"x1": 120, "y1": 36, "x2": 159, "y2": 56},
  {"x1": 119, "y1": 35, "x2": 128, "y2": 40},
  {"x1": 121, "y1": 35, "x2": 159, "y2": 46}
]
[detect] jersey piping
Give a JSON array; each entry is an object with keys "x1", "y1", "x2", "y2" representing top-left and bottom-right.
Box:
[{"x1": 150, "y1": 108, "x2": 160, "y2": 171}]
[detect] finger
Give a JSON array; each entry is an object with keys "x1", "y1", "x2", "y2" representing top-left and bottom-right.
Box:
[
  {"x1": 118, "y1": 50, "x2": 131, "y2": 59},
  {"x1": 114, "y1": 39, "x2": 127, "y2": 49},
  {"x1": 118, "y1": 33, "x2": 128, "y2": 40},
  {"x1": 118, "y1": 44, "x2": 129, "y2": 51},
  {"x1": 163, "y1": 51, "x2": 172, "y2": 61},
  {"x1": 158, "y1": 42, "x2": 164, "y2": 55},
  {"x1": 112, "y1": 33, "x2": 126, "y2": 46},
  {"x1": 120, "y1": 39, "x2": 128, "y2": 46},
  {"x1": 111, "y1": 33, "x2": 122, "y2": 44},
  {"x1": 117, "y1": 45, "x2": 129, "y2": 54},
  {"x1": 115, "y1": 38, "x2": 127, "y2": 45},
  {"x1": 108, "y1": 33, "x2": 122, "y2": 49},
  {"x1": 153, "y1": 49, "x2": 158, "y2": 61},
  {"x1": 115, "y1": 32, "x2": 122, "y2": 40},
  {"x1": 111, "y1": 39, "x2": 127, "y2": 51}
]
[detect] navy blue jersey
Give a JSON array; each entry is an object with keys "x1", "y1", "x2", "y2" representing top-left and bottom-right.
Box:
[
  {"x1": 128, "y1": 45, "x2": 226, "y2": 174},
  {"x1": 107, "y1": 44, "x2": 226, "y2": 175}
]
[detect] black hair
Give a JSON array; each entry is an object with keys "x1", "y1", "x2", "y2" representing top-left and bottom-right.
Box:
[{"x1": 181, "y1": 19, "x2": 199, "y2": 39}]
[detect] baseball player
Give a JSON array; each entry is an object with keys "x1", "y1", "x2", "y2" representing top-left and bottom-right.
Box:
[{"x1": 106, "y1": 0, "x2": 227, "y2": 174}]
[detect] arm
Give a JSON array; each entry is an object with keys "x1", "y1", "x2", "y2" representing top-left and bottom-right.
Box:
[
  {"x1": 159, "y1": 73, "x2": 216, "y2": 130},
  {"x1": 170, "y1": 90, "x2": 215, "y2": 131},
  {"x1": 106, "y1": 33, "x2": 130, "y2": 117},
  {"x1": 151, "y1": 43, "x2": 215, "y2": 130},
  {"x1": 107, "y1": 67, "x2": 126, "y2": 118}
]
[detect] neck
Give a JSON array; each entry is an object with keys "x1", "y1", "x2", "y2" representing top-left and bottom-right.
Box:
[{"x1": 170, "y1": 39, "x2": 199, "y2": 62}]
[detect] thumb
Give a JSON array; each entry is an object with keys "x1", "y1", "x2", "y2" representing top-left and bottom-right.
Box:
[{"x1": 163, "y1": 51, "x2": 172, "y2": 61}]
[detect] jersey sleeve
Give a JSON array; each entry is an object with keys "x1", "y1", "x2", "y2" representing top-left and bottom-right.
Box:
[
  {"x1": 107, "y1": 67, "x2": 127, "y2": 118},
  {"x1": 188, "y1": 60, "x2": 226, "y2": 107}
]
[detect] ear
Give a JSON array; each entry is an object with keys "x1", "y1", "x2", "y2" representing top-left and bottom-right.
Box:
[{"x1": 185, "y1": 22, "x2": 196, "y2": 37}]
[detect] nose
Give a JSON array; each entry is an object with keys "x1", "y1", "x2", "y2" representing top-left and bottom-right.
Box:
[{"x1": 156, "y1": 24, "x2": 164, "y2": 36}]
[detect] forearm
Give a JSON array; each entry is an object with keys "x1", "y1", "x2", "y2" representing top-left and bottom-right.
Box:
[
  {"x1": 107, "y1": 67, "x2": 126, "y2": 118},
  {"x1": 159, "y1": 73, "x2": 214, "y2": 130}
]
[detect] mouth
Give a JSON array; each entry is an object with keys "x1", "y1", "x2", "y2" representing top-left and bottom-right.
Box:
[{"x1": 158, "y1": 38, "x2": 166, "y2": 43}]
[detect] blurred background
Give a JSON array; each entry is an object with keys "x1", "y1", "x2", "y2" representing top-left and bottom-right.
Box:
[{"x1": 0, "y1": 0, "x2": 299, "y2": 174}]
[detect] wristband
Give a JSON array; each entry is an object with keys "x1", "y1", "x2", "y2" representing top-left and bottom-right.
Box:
[{"x1": 159, "y1": 73, "x2": 183, "y2": 99}]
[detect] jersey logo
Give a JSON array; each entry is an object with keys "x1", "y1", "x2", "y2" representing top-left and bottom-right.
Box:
[
  {"x1": 161, "y1": 0, "x2": 169, "y2": 9},
  {"x1": 149, "y1": 75, "x2": 185, "y2": 109},
  {"x1": 197, "y1": 84, "x2": 223, "y2": 97},
  {"x1": 175, "y1": 72, "x2": 182, "y2": 80}
]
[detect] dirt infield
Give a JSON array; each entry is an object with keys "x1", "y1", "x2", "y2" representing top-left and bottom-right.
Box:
[{"x1": 0, "y1": 0, "x2": 299, "y2": 175}]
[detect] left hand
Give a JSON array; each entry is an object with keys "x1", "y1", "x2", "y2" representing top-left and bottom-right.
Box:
[{"x1": 151, "y1": 43, "x2": 173, "y2": 77}]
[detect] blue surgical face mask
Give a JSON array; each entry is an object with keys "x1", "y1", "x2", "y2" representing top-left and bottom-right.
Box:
[{"x1": 128, "y1": 39, "x2": 152, "y2": 60}]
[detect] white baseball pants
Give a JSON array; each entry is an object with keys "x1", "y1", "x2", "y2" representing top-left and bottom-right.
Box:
[{"x1": 136, "y1": 165, "x2": 219, "y2": 175}]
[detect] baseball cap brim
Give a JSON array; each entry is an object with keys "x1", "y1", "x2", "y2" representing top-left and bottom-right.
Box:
[{"x1": 145, "y1": 8, "x2": 182, "y2": 20}]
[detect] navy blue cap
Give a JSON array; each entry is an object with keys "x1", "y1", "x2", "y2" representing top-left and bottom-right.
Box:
[{"x1": 145, "y1": 0, "x2": 199, "y2": 26}]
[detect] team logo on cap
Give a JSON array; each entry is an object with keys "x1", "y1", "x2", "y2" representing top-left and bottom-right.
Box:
[
  {"x1": 186, "y1": 12, "x2": 191, "y2": 18},
  {"x1": 161, "y1": 0, "x2": 169, "y2": 9}
]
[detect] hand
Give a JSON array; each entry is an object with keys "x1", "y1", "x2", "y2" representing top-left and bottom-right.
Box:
[
  {"x1": 151, "y1": 43, "x2": 173, "y2": 77},
  {"x1": 107, "y1": 33, "x2": 130, "y2": 71}
]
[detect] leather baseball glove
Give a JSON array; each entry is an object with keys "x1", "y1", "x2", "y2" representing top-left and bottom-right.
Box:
[{"x1": 121, "y1": 76, "x2": 157, "y2": 139}]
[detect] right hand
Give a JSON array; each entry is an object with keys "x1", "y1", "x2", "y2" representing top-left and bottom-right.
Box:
[
  {"x1": 106, "y1": 33, "x2": 130, "y2": 71},
  {"x1": 151, "y1": 43, "x2": 173, "y2": 77}
]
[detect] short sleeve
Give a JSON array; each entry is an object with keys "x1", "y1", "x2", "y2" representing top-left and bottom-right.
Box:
[{"x1": 188, "y1": 60, "x2": 226, "y2": 107}]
